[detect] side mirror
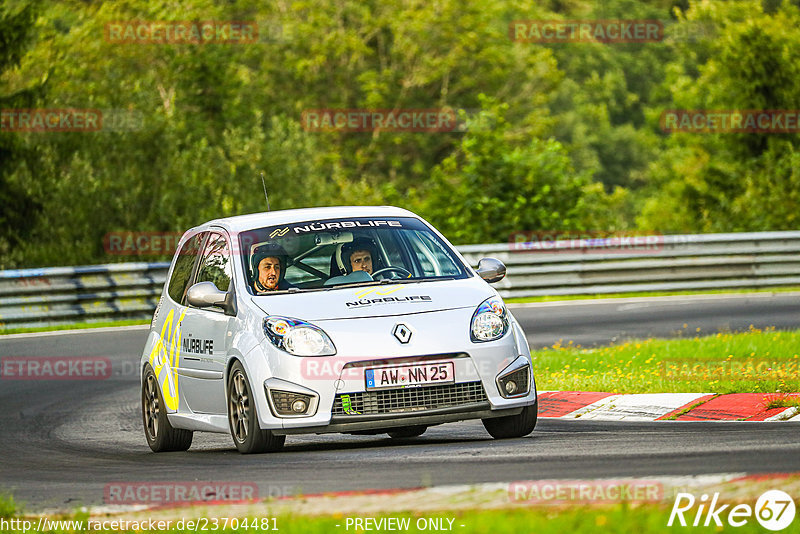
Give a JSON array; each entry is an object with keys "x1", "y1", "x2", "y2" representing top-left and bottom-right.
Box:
[
  {"x1": 476, "y1": 257, "x2": 506, "y2": 283},
  {"x1": 186, "y1": 282, "x2": 237, "y2": 315}
]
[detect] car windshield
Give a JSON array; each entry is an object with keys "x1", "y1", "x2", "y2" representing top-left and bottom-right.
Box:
[{"x1": 239, "y1": 216, "x2": 469, "y2": 294}]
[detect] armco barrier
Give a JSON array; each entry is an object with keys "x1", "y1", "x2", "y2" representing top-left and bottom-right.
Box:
[
  {"x1": 1, "y1": 231, "x2": 799, "y2": 329},
  {"x1": 0, "y1": 263, "x2": 169, "y2": 329},
  {"x1": 458, "y1": 231, "x2": 800, "y2": 298}
]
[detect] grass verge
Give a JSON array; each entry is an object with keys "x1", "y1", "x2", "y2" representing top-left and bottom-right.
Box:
[
  {"x1": 533, "y1": 327, "x2": 800, "y2": 394},
  {"x1": 5, "y1": 474, "x2": 798, "y2": 533},
  {"x1": 507, "y1": 286, "x2": 800, "y2": 304},
  {"x1": 0, "y1": 493, "x2": 16, "y2": 518},
  {"x1": 0, "y1": 319, "x2": 149, "y2": 336},
  {"x1": 764, "y1": 393, "x2": 800, "y2": 410}
]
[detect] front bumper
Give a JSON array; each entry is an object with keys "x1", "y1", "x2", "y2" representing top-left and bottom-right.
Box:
[
  {"x1": 252, "y1": 309, "x2": 537, "y2": 433},
  {"x1": 260, "y1": 353, "x2": 536, "y2": 433}
]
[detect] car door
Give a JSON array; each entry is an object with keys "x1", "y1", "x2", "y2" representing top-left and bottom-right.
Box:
[
  {"x1": 178, "y1": 230, "x2": 235, "y2": 415},
  {"x1": 152, "y1": 231, "x2": 206, "y2": 415}
]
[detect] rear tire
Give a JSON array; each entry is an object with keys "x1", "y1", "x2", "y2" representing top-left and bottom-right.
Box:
[
  {"x1": 141, "y1": 366, "x2": 193, "y2": 452},
  {"x1": 228, "y1": 361, "x2": 285, "y2": 454},
  {"x1": 482, "y1": 400, "x2": 538, "y2": 439},
  {"x1": 387, "y1": 425, "x2": 427, "y2": 439}
]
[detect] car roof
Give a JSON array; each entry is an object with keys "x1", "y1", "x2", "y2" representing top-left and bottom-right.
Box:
[{"x1": 195, "y1": 205, "x2": 419, "y2": 234}]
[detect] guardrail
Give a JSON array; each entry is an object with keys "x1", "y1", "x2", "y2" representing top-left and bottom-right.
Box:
[
  {"x1": 458, "y1": 231, "x2": 800, "y2": 299},
  {"x1": 2, "y1": 231, "x2": 799, "y2": 329},
  {"x1": 0, "y1": 263, "x2": 169, "y2": 329}
]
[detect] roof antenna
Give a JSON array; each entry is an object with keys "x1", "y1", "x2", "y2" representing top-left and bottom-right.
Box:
[{"x1": 260, "y1": 171, "x2": 271, "y2": 212}]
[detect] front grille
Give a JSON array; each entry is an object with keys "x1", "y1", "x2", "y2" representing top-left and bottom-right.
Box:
[{"x1": 332, "y1": 381, "x2": 487, "y2": 416}]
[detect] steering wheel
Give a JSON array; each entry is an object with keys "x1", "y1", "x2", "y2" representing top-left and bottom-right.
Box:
[{"x1": 372, "y1": 266, "x2": 412, "y2": 280}]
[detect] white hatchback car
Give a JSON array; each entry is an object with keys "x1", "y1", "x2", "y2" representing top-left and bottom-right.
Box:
[{"x1": 141, "y1": 206, "x2": 538, "y2": 453}]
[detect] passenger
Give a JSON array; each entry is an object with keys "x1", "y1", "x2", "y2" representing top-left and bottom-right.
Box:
[{"x1": 335, "y1": 237, "x2": 379, "y2": 276}]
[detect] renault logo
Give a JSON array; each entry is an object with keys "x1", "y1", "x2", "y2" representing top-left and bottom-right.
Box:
[{"x1": 393, "y1": 323, "x2": 412, "y2": 344}]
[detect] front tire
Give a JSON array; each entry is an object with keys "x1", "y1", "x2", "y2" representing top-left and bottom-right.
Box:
[
  {"x1": 387, "y1": 425, "x2": 427, "y2": 439},
  {"x1": 482, "y1": 400, "x2": 538, "y2": 439},
  {"x1": 228, "y1": 361, "x2": 285, "y2": 454},
  {"x1": 141, "y1": 365, "x2": 193, "y2": 452}
]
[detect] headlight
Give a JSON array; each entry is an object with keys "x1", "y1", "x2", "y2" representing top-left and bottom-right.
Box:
[
  {"x1": 263, "y1": 317, "x2": 336, "y2": 356},
  {"x1": 470, "y1": 296, "x2": 509, "y2": 342}
]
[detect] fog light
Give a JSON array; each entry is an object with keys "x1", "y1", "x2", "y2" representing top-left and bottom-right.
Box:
[
  {"x1": 497, "y1": 365, "x2": 530, "y2": 398},
  {"x1": 268, "y1": 389, "x2": 314, "y2": 416},
  {"x1": 291, "y1": 399, "x2": 308, "y2": 413}
]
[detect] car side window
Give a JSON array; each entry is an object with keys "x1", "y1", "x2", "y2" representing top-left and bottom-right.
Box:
[
  {"x1": 167, "y1": 232, "x2": 205, "y2": 304},
  {"x1": 196, "y1": 232, "x2": 233, "y2": 294}
]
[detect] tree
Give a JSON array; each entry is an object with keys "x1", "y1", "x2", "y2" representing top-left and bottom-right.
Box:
[
  {"x1": 639, "y1": 0, "x2": 800, "y2": 232},
  {"x1": 422, "y1": 99, "x2": 619, "y2": 244},
  {"x1": 0, "y1": 1, "x2": 44, "y2": 268}
]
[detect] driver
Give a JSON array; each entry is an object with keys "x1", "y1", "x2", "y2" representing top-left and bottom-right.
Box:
[
  {"x1": 251, "y1": 243, "x2": 292, "y2": 293},
  {"x1": 348, "y1": 247, "x2": 373, "y2": 275}
]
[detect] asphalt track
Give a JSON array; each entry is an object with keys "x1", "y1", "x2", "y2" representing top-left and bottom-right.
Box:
[{"x1": 0, "y1": 293, "x2": 799, "y2": 511}]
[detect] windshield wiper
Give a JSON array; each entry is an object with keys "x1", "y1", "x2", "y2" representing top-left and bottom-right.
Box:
[
  {"x1": 324, "y1": 279, "x2": 386, "y2": 290},
  {"x1": 254, "y1": 276, "x2": 457, "y2": 294}
]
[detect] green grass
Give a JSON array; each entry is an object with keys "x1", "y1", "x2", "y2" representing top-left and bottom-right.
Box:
[
  {"x1": 0, "y1": 506, "x2": 776, "y2": 533},
  {"x1": 507, "y1": 286, "x2": 800, "y2": 304},
  {"x1": 0, "y1": 493, "x2": 16, "y2": 519},
  {"x1": 0, "y1": 319, "x2": 149, "y2": 336},
  {"x1": 764, "y1": 393, "x2": 800, "y2": 410},
  {"x1": 533, "y1": 327, "x2": 800, "y2": 394}
]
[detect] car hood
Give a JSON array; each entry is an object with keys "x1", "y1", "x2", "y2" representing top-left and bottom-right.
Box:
[{"x1": 250, "y1": 277, "x2": 492, "y2": 321}]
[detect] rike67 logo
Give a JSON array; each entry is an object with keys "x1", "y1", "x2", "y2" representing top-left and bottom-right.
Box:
[{"x1": 668, "y1": 490, "x2": 796, "y2": 531}]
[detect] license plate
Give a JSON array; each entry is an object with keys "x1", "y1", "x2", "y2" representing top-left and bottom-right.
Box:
[{"x1": 365, "y1": 361, "x2": 455, "y2": 390}]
